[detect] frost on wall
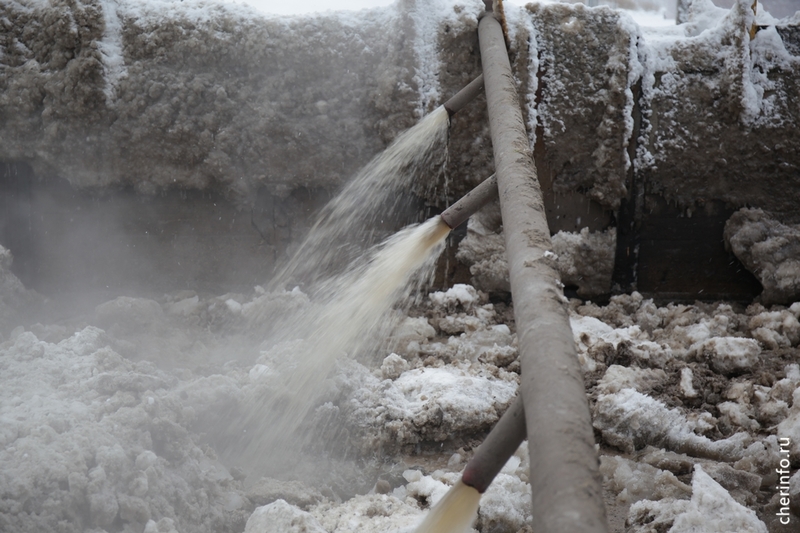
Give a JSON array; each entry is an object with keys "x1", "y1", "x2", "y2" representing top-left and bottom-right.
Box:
[
  {"x1": 724, "y1": 208, "x2": 800, "y2": 305},
  {"x1": 525, "y1": 3, "x2": 640, "y2": 209},
  {"x1": 0, "y1": 0, "x2": 487, "y2": 203},
  {"x1": 635, "y1": 0, "x2": 800, "y2": 213}
]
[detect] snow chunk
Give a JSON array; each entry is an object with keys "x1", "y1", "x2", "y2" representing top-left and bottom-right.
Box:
[
  {"x1": 680, "y1": 367, "x2": 698, "y2": 398},
  {"x1": 245, "y1": 500, "x2": 326, "y2": 533},
  {"x1": 429, "y1": 284, "x2": 479, "y2": 310},
  {"x1": 380, "y1": 353, "x2": 410, "y2": 380},
  {"x1": 600, "y1": 455, "x2": 690, "y2": 505},
  {"x1": 691, "y1": 337, "x2": 761, "y2": 375},
  {"x1": 627, "y1": 464, "x2": 767, "y2": 533},
  {"x1": 725, "y1": 208, "x2": 800, "y2": 305}
]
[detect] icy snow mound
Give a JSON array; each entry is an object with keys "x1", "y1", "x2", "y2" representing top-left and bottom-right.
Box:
[
  {"x1": 0, "y1": 327, "x2": 250, "y2": 533},
  {"x1": 725, "y1": 207, "x2": 800, "y2": 305},
  {"x1": 347, "y1": 363, "x2": 517, "y2": 450}
]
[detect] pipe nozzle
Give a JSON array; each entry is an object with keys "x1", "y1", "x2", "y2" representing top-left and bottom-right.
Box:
[{"x1": 439, "y1": 174, "x2": 498, "y2": 230}]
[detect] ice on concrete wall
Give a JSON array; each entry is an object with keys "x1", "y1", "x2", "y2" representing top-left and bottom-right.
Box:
[
  {"x1": 634, "y1": 0, "x2": 800, "y2": 213},
  {"x1": 526, "y1": 2, "x2": 641, "y2": 209},
  {"x1": 3, "y1": 0, "x2": 798, "y2": 219}
]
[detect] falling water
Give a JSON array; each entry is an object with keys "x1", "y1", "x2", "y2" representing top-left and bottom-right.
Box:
[
  {"x1": 222, "y1": 108, "x2": 454, "y2": 471},
  {"x1": 271, "y1": 105, "x2": 450, "y2": 291},
  {"x1": 227, "y1": 216, "x2": 451, "y2": 468},
  {"x1": 412, "y1": 481, "x2": 481, "y2": 533}
]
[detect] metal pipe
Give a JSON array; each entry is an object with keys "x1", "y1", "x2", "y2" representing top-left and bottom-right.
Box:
[
  {"x1": 442, "y1": 75, "x2": 485, "y2": 118},
  {"x1": 461, "y1": 395, "x2": 526, "y2": 493},
  {"x1": 439, "y1": 174, "x2": 497, "y2": 229},
  {"x1": 478, "y1": 13, "x2": 608, "y2": 533}
]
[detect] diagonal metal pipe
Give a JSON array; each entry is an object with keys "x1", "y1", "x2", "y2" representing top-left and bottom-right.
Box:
[
  {"x1": 461, "y1": 394, "x2": 526, "y2": 493},
  {"x1": 439, "y1": 174, "x2": 497, "y2": 230},
  {"x1": 477, "y1": 11, "x2": 608, "y2": 533},
  {"x1": 442, "y1": 74, "x2": 485, "y2": 118}
]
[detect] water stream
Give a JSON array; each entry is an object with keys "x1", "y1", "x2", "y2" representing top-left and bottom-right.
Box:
[{"x1": 219, "y1": 106, "x2": 454, "y2": 477}]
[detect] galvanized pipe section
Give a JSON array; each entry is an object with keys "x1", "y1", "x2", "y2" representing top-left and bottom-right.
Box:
[
  {"x1": 439, "y1": 174, "x2": 497, "y2": 229},
  {"x1": 461, "y1": 395, "x2": 526, "y2": 493},
  {"x1": 443, "y1": 75, "x2": 485, "y2": 118},
  {"x1": 478, "y1": 13, "x2": 608, "y2": 533}
]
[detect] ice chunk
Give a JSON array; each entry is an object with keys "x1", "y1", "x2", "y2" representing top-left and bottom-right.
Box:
[
  {"x1": 594, "y1": 388, "x2": 749, "y2": 460},
  {"x1": 725, "y1": 209, "x2": 800, "y2": 305},
  {"x1": 600, "y1": 455, "x2": 690, "y2": 505},
  {"x1": 669, "y1": 465, "x2": 767, "y2": 533}
]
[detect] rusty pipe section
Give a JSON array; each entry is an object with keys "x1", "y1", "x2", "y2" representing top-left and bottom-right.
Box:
[
  {"x1": 439, "y1": 174, "x2": 497, "y2": 229},
  {"x1": 461, "y1": 395, "x2": 526, "y2": 493},
  {"x1": 443, "y1": 75, "x2": 485, "y2": 118},
  {"x1": 478, "y1": 13, "x2": 608, "y2": 533}
]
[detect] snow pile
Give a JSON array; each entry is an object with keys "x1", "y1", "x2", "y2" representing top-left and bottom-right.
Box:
[
  {"x1": 245, "y1": 500, "x2": 327, "y2": 533},
  {"x1": 345, "y1": 361, "x2": 517, "y2": 451},
  {"x1": 0, "y1": 327, "x2": 251, "y2": 533},
  {"x1": 333, "y1": 285, "x2": 519, "y2": 452},
  {"x1": 725, "y1": 207, "x2": 800, "y2": 305}
]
